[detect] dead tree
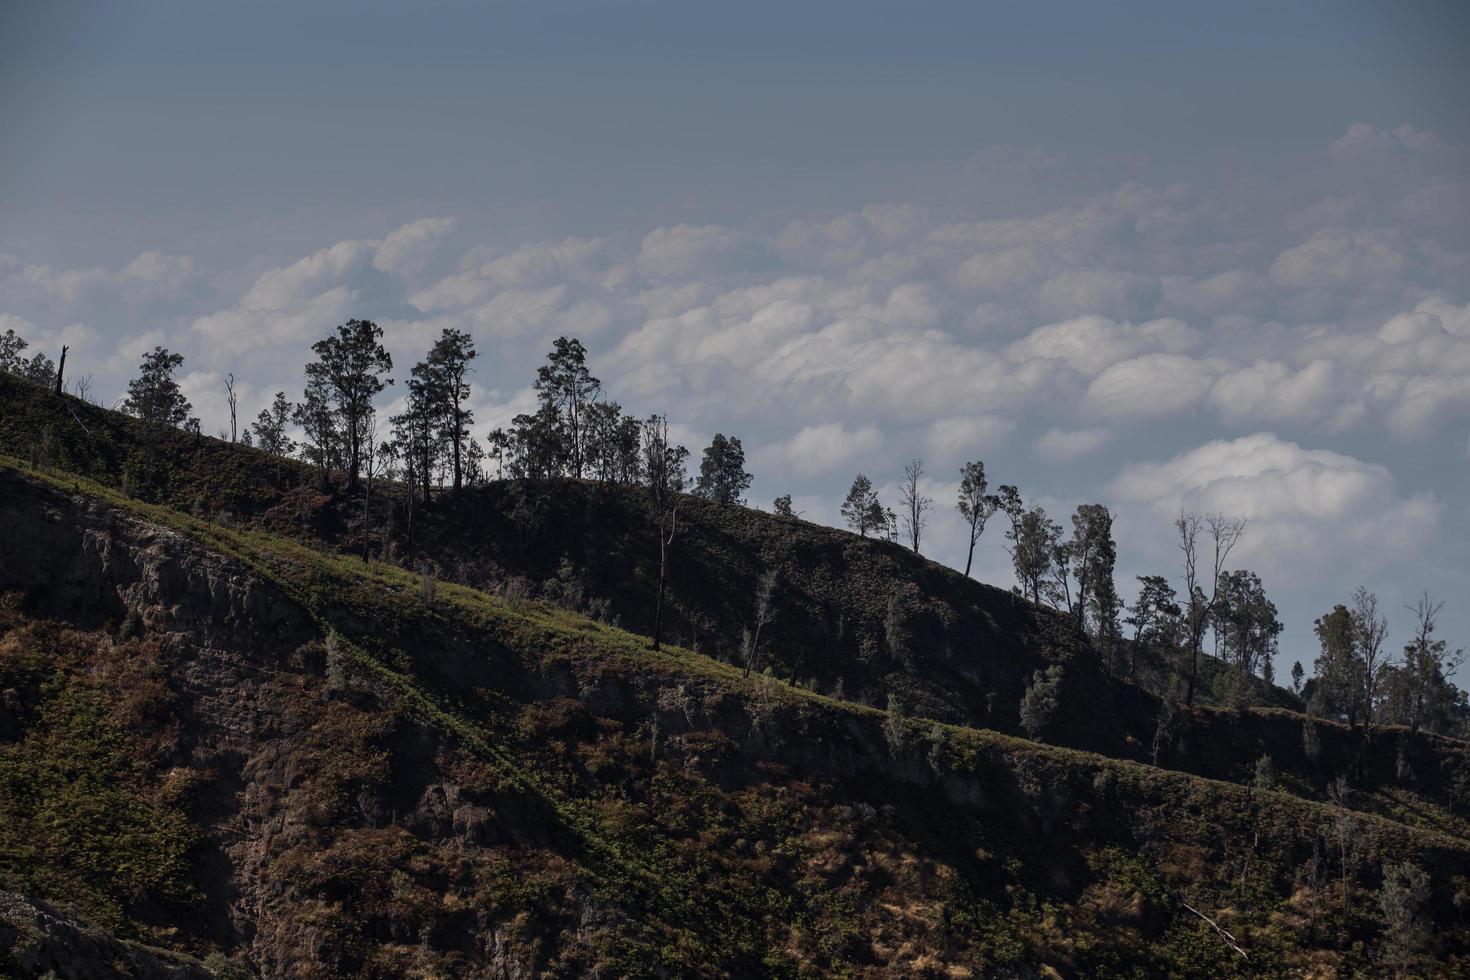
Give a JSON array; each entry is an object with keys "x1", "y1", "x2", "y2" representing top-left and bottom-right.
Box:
[
  {"x1": 53, "y1": 345, "x2": 68, "y2": 396},
  {"x1": 743, "y1": 569, "x2": 778, "y2": 678},
  {"x1": 225, "y1": 372, "x2": 238, "y2": 442}
]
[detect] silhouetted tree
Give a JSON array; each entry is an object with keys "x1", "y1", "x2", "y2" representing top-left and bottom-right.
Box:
[
  {"x1": 1309, "y1": 603, "x2": 1362, "y2": 726},
  {"x1": 293, "y1": 380, "x2": 341, "y2": 487},
  {"x1": 0, "y1": 328, "x2": 27, "y2": 374},
  {"x1": 956, "y1": 460, "x2": 998, "y2": 578},
  {"x1": 694, "y1": 433, "x2": 752, "y2": 505},
  {"x1": 252, "y1": 392, "x2": 296, "y2": 457},
  {"x1": 421, "y1": 328, "x2": 476, "y2": 491},
  {"x1": 841, "y1": 474, "x2": 882, "y2": 537},
  {"x1": 1126, "y1": 575, "x2": 1182, "y2": 678},
  {"x1": 772, "y1": 494, "x2": 795, "y2": 517},
  {"x1": 644, "y1": 413, "x2": 688, "y2": 652},
  {"x1": 898, "y1": 459, "x2": 932, "y2": 554},
  {"x1": 585, "y1": 401, "x2": 642, "y2": 483},
  {"x1": 1068, "y1": 504, "x2": 1117, "y2": 640},
  {"x1": 20, "y1": 351, "x2": 56, "y2": 387},
  {"x1": 306, "y1": 319, "x2": 393, "y2": 489},
  {"x1": 1211, "y1": 569, "x2": 1283, "y2": 694},
  {"x1": 123, "y1": 346, "x2": 191, "y2": 427},
  {"x1": 1382, "y1": 592, "x2": 1465, "y2": 737},
  {"x1": 1351, "y1": 587, "x2": 1390, "y2": 734},
  {"x1": 534, "y1": 337, "x2": 601, "y2": 478},
  {"x1": 225, "y1": 372, "x2": 238, "y2": 442},
  {"x1": 1007, "y1": 505, "x2": 1061, "y2": 606},
  {"x1": 1176, "y1": 511, "x2": 1246, "y2": 706}
]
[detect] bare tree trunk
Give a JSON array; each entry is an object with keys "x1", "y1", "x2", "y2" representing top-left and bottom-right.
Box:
[
  {"x1": 225, "y1": 372, "x2": 237, "y2": 442},
  {"x1": 53, "y1": 345, "x2": 68, "y2": 396},
  {"x1": 653, "y1": 532, "x2": 668, "y2": 652}
]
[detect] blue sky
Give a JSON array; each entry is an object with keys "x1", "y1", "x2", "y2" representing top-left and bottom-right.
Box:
[{"x1": 2, "y1": 0, "x2": 1467, "y2": 677}]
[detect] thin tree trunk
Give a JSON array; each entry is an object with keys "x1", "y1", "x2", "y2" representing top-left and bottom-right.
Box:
[
  {"x1": 54, "y1": 346, "x2": 67, "y2": 396},
  {"x1": 653, "y1": 535, "x2": 667, "y2": 652}
]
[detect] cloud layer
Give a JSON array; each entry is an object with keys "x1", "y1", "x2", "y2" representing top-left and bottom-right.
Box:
[{"x1": 3, "y1": 122, "x2": 1467, "y2": 670}]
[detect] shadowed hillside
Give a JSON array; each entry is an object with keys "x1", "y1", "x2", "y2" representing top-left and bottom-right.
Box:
[{"x1": 3, "y1": 373, "x2": 1470, "y2": 975}]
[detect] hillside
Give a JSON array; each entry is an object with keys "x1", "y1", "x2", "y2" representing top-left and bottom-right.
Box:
[
  {"x1": 2, "y1": 371, "x2": 1466, "y2": 828},
  {"x1": 2, "y1": 374, "x2": 1469, "y2": 975}
]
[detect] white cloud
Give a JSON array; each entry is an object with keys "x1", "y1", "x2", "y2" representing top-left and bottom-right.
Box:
[
  {"x1": 925, "y1": 414, "x2": 1014, "y2": 458},
  {"x1": 0, "y1": 250, "x2": 198, "y2": 307},
  {"x1": 373, "y1": 216, "x2": 456, "y2": 278},
  {"x1": 637, "y1": 224, "x2": 772, "y2": 281},
  {"x1": 1085, "y1": 353, "x2": 1220, "y2": 421},
  {"x1": 1207, "y1": 359, "x2": 1357, "y2": 431},
  {"x1": 1007, "y1": 315, "x2": 1199, "y2": 377},
  {"x1": 1269, "y1": 228, "x2": 1412, "y2": 291},
  {"x1": 242, "y1": 239, "x2": 374, "y2": 312},
  {"x1": 755, "y1": 422, "x2": 884, "y2": 479},
  {"x1": 1034, "y1": 427, "x2": 1112, "y2": 462},
  {"x1": 1110, "y1": 433, "x2": 1440, "y2": 581}
]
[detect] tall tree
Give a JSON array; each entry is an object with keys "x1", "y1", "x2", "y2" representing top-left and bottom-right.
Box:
[
  {"x1": 1068, "y1": 504, "x2": 1117, "y2": 637},
  {"x1": 1176, "y1": 511, "x2": 1246, "y2": 706},
  {"x1": 585, "y1": 401, "x2": 642, "y2": 484},
  {"x1": 535, "y1": 337, "x2": 601, "y2": 479},
  {"x1": 396, "y1": 366, "x2": 442, "y2": 500},
  {"x1": 1381, "y1": 592, "x2": 1466, "y2": 737},
  {"x1": 956, "y1": 461, "x2": 998, "y2": 578},
  {"x1": 898, "y1": 459, "x2": 932, "y2": 554},
  {"x1": 1126, "y1": 575, "x2": 1182, "y2": 679},
  {"x1": 305, "y1": 319, "x2": 393, "y2": 490},
  {"x1": 694, "y1": 433, "x2": 752, "y2": 505},
  {"x1": 1211, "y1": 569, "x2": 1283, "y2": 692},
  {"x1": 1309, "y1": 604, "x2": 1362, "y2": 727},
  {"x1": 123, "y1": 347, "x2": 192, "y2": 427},
  {"x1": 422, "y1": 328, "x2": 477, "y2": 491},
  {"x1": 252, "y1": 392, "x2": 297, "y2": 457},
  {"x1": 292, "y1": 381, "x2": 341, "y2": 487},
  {"x1": 1351, "y1": 586, "x2": 1390, "y2": 734},
  {"x1": 21, "y1": 352, "x2": 55, "y2": 387},
  {"x1": 1007, "y1": 505, "x2": 1061, "y2": 606},
  {"x1": 643, "y1": 414, "x2": 689, "y2": 652},
  {"x1": 224, "y1": 372, "x2": 238, "y2": 443},
  {"x1": 743, "y1": 569, "x2": 778, "y2": 678},
  {"x1": 0, "y1": 328, "x2": 27, "y2": 374},
  {"x1": 841, "y1": 474, "x2": 882, "y2": 537}
]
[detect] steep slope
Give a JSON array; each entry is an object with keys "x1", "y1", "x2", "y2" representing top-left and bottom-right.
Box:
[
  {"x1": 3, "y1": 371, "x2": 1466, "y2": 834},
  {"x1": 2, "y1": 462, "x2": 1469, "y2": 976}
]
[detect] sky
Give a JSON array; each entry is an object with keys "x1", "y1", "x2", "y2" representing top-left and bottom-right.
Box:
[{"x1": 2, "y1": 0, "x2": 1468, "y2": 679}]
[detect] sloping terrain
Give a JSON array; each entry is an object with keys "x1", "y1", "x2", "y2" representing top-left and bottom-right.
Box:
[
  {"x1": 3, "y1": 371, "x2": 1467, "y2": 832},
  {"x1": 2, "y1": 459, "x2": 1469, "y2": 976}
]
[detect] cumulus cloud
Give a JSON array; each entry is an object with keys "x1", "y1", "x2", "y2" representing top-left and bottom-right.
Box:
[
  {"x1": 755, "y1": 422, "x2": 884, "y2": 479},
  {"x1": 636, "y1": 224, "x2": 773, "y2": 281},
  {"x1": 1006, "y1": 315, "x2": 1198, "y2": 377},
  {"x1": 0, "y1": 250, "x2": 199, "y2": 307},
  {"x1": 1110, "y1": 433, "x2": 1440, "y2": 580},
  {"x1": 925, "y1": 414, "x2": 1014, "y2": 458},
  {"x1": 373, "y1": 217, "x2": 456, "y2": 278},
  {"x1": 1034, "y1": 427, "x2": 1112, "y2": 462},
  {"x1": 1269, "y1": 228, "x2": 1413, "y2": 291},
  {"x1": 1085, "y1": 354, "x2": 1220, "y2": 421}
]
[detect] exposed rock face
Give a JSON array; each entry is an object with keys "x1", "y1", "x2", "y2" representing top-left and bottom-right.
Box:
[
  {"x1": 0, "y1": 472, "x2": 314, "y2": 657},
  {"x1": 0, "y1": 890, "x2": 216, "y2": 980}
]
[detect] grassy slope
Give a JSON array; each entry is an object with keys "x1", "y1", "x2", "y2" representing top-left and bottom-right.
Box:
[
  {"x1": 3, "y1": 372, "x2": 1467, "y2": 831},
  {"x1": 3, "y1": 458, "x2": 1469, "y2": 975}
]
